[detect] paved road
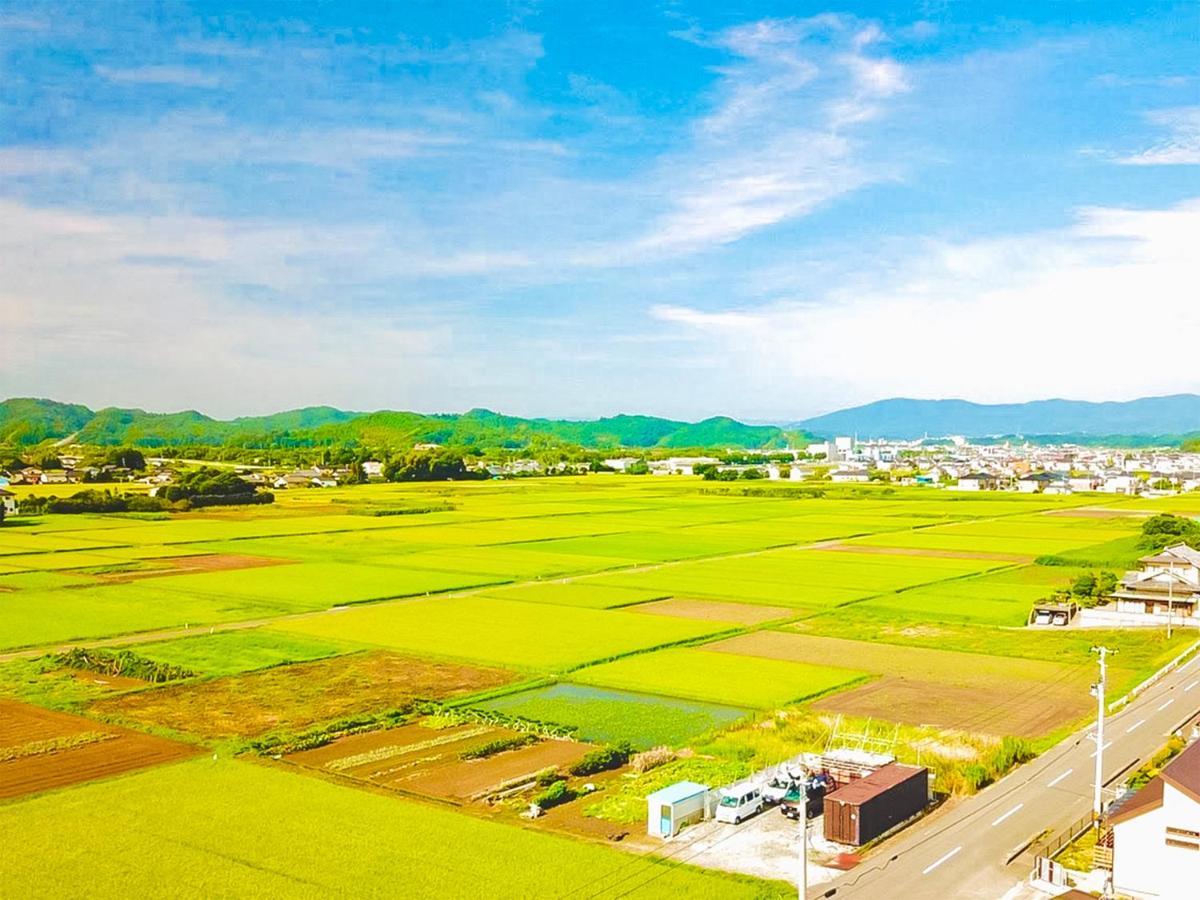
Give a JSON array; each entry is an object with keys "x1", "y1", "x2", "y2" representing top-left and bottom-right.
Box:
[{"x1": 820, "y1": 648, "x2": 1200, "y2": 900}]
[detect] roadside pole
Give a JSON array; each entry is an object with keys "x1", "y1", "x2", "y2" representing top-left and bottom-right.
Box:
[
  {"x1": 799, "y1": 776, "x2": 808, "y2": 900},
  {"x1": 1167, "y1": 563, "x2": 1174, "y2": 640},
  {"x1": 1091, "y1": 646, "x2": 1115, "y2": 822}
]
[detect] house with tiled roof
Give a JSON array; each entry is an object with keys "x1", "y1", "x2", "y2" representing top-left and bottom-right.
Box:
[
  {"x1": 1108, "y1": 738, "x2": 1200, "y2": 898},
  {"x1": 1112, "y1": 544, "x2": 1200, "y2": 624}
]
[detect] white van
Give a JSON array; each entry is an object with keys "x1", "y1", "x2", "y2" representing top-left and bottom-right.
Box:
[{"x1": 715, "y1": 783, "x2": 763, "y2": 824}]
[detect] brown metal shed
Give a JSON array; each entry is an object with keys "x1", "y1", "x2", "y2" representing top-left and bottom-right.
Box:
[{"x1": 823, "y1": 763, "x2": 929, "y2": 846}]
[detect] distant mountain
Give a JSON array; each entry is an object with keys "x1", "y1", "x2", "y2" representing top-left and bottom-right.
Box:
[
  {"x1": 0, "y1": 398, "x2": 792, "y2": 451},
  {"x1": 797, "y1": 395, "x2": 1200, "y2": 440},
  {"x1": 0, "y1": 398, "x2": 93, "y2": 445}
]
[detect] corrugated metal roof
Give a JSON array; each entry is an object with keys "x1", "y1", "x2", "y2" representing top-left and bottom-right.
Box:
[
  {"x1": 825, "y1": 764, "x2": 926, "y2": 806},
  {"x1": 646, "y1": 781, "x2": 709, "y2": 805}
]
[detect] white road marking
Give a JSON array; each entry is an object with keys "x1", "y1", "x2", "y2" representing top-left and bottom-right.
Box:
[
  {"x1": 1090, "y1": 741, "x2": 1113, "y2": 758},
  {"x1": 922, "y1": 846, "x2": 962, "y2": 875},
  {"x1": 1185, "y1": 679, "x2": 1199, "y2": 692},
  {"x1": 1126, "y1": 719, "x2": 1146, "y2": 734},
  {"x1": 1158, "y1": 699, "x2": 1175, "y2": 711},
  {"x1": 1047, "y1": 769, "x2": 1073, "y2": 788},
  {"x1": 991, "y1": 804, "x2": 1024, "y2": 827}
]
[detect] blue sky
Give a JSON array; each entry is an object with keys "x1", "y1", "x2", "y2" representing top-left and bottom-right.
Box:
[{"x1": 1, "y1": 1, "x2": 1197, "y2": 421}]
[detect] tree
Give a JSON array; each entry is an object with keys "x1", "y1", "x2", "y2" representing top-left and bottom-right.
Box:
[
  {"x1": 385, "y1": 448, "x2": 473, "y2": 482},
  {"x1": 1097, "y1": 571, "x2": 1118, "y2": 597},
  {"x1": 1070, "y1": 572, "x2": 1097, "y2": 598},
  {"x1": 1140, "y1": 513, "x2": 1200, "y2": 550},
  {"x1": 106, "y1": 447, "x2": 146, "y2": 470}
]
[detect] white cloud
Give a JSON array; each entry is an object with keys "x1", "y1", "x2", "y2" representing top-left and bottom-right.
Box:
[
  {"x1": 1116, "y1": 107, "x2": 1200, "y2": 166},
  {"x1": 650, "y1": 198, "x2": 1200, "y2": 412},
  {"x1": 0, "y1": 199, "x2": 463, "y2": 416},
  {"x1": 94, "y1": 64, "x2": 221, "y2": 88},
  {"x1": 594, "y1": 16, "x2": 908, "y2": 260}
]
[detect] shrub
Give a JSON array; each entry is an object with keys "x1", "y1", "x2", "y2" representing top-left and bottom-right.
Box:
[
  {"x1": 535, "y1": 767, "x2": 565, "y2": 787},
  {"x1": 54, "y1": 647, "x2": 194, "y2": 683},
  {"x1": 569, "y1": 741, "x2": 634, "y2": 777},
  {"x1": 534, "y1": 779, "x2": 576, "y2": 810},
  {"x1": 460, "y1": 734, "x2": 538, "y2": 760},
  {"x1": 631, "y1": 746, "x2": 675, "y2": 774}
]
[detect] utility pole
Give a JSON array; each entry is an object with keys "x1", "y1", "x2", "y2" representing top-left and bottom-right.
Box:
[
  {"x1": 799, "y1": 775, "x2": 808, "y2": 900},
  {"x1": 1091, "y1": 646, "x2": 1116, "y2": 822},
  {"x1": 1167, "y1": 559, "x2": 1174, "y2": 640}
]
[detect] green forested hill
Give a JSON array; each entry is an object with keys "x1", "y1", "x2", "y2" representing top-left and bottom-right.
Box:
[
  {"x1": 0, "y1": 398, "x2": 789, "y2": 451},
  {"x1": 0, "y1": 398, "x2": 94, "y2": 445}
]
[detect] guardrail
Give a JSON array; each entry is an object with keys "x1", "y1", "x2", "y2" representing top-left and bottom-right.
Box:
[{"x1": 1109, "y1": 637, "x2": 1200, "y2": 714}]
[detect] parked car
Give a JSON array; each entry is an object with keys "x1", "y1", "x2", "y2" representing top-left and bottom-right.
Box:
[
  {"x1": 1052, "y1": 612, "x2": 1068, "y2": 626},
  {"x1": 780, "y1": 774, "x2": 833, "y2": 821},
  {"x1": 715, "y1": 783, "x2": 764, "y2": 824},
  {"x1": 1034, "y1": 611, "x2": 1052, "y2": 625},
  {"x1": 762, "y1": 774, "x2": 796, "y2": 805}
]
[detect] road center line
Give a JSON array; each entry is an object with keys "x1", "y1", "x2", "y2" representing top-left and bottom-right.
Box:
[
  {"x1": 1090, "y1": 741, "x2": 1112, "y2": 758},
  {"x1": 1047, "y1": 769, "x2": 1073, "y2": 788},
  {"x1": 1126, "y1": 719, "x2": 1146, "y2": 734},
  {"x1": 991, "y1": 804, "x2": 1024, "y2": 827},
  {"x1": 1185, "y1": 679, "x2": 1199, "y2": 692},
  {"x1": 922, "y1": 846, "x2": 962, "y2": 875},
  {"x1": 1158, "y1": 698, "x2": 1175, "y2": 711}
]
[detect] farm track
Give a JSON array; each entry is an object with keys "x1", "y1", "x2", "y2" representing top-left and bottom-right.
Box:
[{"x1": 0, "y1": 497, "x2": 1109, "y2": 664}]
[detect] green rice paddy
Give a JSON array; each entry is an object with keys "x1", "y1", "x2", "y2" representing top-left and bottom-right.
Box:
[{"x1": 478, "y1": 683, "x2": 751, "y2": 748}]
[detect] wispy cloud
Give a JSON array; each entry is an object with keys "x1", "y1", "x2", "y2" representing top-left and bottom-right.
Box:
[
  {"x1": 599, "y1": 16, "x2": 909, "y2": 259},
  {"x1": 1116, "y1": 106, "x2": 1200, "y2": 166},
  {"x1": 650, "y1": 198, "x2": 1200, "y2": 412},
  {"x1": 94, "y1": 64, "x2": 221, "y2": 88}
]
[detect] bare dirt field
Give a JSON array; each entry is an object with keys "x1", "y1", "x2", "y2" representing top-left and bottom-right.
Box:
[
  {"x1": 631, "y1": 598, "x2": 797, "y2": 625},
  {"x1": 90, "y1": 652, "x2": 515, "y2": 739},
  {"x1": 1044, "y1": 508, "x2": 1151, "y2": 518},
  {"x1": 810, "y1": 677, "x2": 1082, "y2": 738},
  {"x1": 101, "y1": 554, "x2": 296, "y2": 582},
  {"x1": 289, "y1": 720, "x2": 594, "y2": 802},
  {"x1": 710, "y1": 631, "x2": 1091, "y2": 737},
  {"x1": 821, "y1": 543, "x2": 1030, "y2": 562},
  {"x1": 67, "y1": 669, "x2": 147, "y2": 691},
  {"x1": 0, "y1": 699, "x2": 197, "y2": 799}
]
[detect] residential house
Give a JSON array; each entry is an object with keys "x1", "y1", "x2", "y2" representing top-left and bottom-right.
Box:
[
  {"x1": 1018, "y1": 472, "x2": 1070, "y2": 494},
  {"x1": 361, "y1": 460, "x2": 384, "y2": 479},
  {"x1": 39, "y1": 470, "x2": 72, "y2": 485},
  {"x1": 1102, "y1": 473, "x2": 1140, "y2": 494},
  {"x1": 1111, "y1": 544, "x2": 1200, "y2": 623},
  {"x1": 1108, "y1": 738, "x2": 1200, "y2": 899},
  {"x1": 603, "y1": 457, "x2": 640, "y2": 473},
  {"x1": 0, "y1": 488, "x2": 16, "y2": 516},
  {"x1": 955, "y1": 472, "x2": 1000, "y2": 491}
]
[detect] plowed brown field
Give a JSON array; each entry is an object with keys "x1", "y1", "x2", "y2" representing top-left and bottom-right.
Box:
[
  {"x1": 289, "y1": 720, "x2": 593, "y2": 802},
  {"x1": 0, "y1": 700, "x2": 197, "y2": 799}
]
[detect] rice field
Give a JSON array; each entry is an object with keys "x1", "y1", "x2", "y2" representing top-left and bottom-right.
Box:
[
  {"x1": 0, "y1": 475, "x2": 1181, "y2": 890},
  {"x1": 0, "y1": 759, "x2": 778, "y2": 897},
  {"x1": 477, "y1": 683, "x2": 752, "y2": 748},
  {"x1": 572, "y1": 647, "x2": 870, "y2": 708},
  {"x1": 271, "y1": 595, "x2": 730, "y2": 672}
]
